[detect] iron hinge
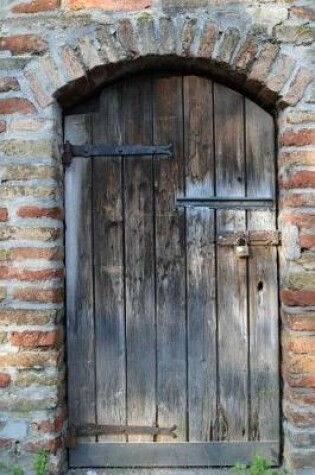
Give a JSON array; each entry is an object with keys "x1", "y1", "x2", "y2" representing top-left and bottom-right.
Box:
[{"x1": 62, "y1": 142, "x2": 173, "y2": 167}]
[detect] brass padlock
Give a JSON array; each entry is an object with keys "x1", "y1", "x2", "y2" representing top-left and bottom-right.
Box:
[{"x1": 235, "y1": 235, "x2": 250, "y2": 258}]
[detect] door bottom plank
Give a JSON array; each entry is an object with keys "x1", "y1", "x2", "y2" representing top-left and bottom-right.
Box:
[{"x1": 70, "y1": 442, "x2": 279, "y2": 468}]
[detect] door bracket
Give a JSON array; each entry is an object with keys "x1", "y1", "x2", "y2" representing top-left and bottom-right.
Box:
[
  {"x1": 62, "y1": 142, "x2": 173, "y2": 166},
  {"x1": 64, "y1": 423, "x2": 178, "y2": 447}
]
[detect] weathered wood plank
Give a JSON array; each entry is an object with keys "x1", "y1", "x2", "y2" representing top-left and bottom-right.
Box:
[
  {"x1": 214, "y1": 83, "x2": 248, "y2": 441},
  {"x1": 123, "y1": 78, "x2": 156, "y2": 442},
  {"x1": 70, "y1": 442, "x2": 279, "y2": 467},
  {"x1": 245, "y1": 99, "x2": 279, "y2": 444},
  {"x1": 153, "y1": 76, "x2": 186, "y2": 441},
  {"x1": 92, "y1": 84, "x2": 126, "y2": 441},
  {"x1": 65, "y1": 115, "x2": 96, "y2": 433},
  {"x1": 183, "y1": 76, "x2": 216, "y2": 441}
]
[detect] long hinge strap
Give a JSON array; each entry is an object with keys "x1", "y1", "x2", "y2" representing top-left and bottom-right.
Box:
[{"x1": 62, "y1": 142, "x2": 173, "y2": 166}]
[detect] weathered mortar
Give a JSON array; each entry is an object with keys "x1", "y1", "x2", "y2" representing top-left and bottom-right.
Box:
[{"x1": 0, "y1": 0, "x2": 314, "y2": 474}]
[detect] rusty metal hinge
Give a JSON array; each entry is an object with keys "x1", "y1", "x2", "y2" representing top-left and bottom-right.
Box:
[
  {"x1": 62, "y1": 141, "x2": 173, "y2": 167},
  {"x1": 63, "y1": 423, "x2": 177, "y2": 447}
]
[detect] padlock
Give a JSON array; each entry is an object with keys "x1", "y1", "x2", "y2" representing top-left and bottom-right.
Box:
[{"x1": 234, "y1": 235, "x2": 250, "y2": 258}]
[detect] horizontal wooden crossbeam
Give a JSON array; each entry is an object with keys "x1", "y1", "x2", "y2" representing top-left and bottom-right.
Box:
[
  {"x1": 176, "y1": 197, "x2": 275, "y2": 210},
  {"x1": 69, "y1": 441, "x2": 279, "y2": 468}
]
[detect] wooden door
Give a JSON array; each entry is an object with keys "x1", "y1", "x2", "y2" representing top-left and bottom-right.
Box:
[{"x1": 65, "y1": 75, "x2": 279, "y2": 468}]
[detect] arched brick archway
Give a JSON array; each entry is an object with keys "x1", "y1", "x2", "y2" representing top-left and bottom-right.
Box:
[
  {"x1": 6, "y1": 12, "x2": 313, "y2": 475},
  {"x1": 24, "y1": 14, "x2": 311, "y2": 112}
]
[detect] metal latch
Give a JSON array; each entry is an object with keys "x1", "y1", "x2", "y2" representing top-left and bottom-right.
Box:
[{"x1": 64, "y1": 423, "x2": 177, "y2": 447}]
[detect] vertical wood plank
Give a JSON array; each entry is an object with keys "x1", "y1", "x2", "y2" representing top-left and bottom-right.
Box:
[
  {"x1": 123, "y1": 78, "x2": 156, "y2": 441},
  {"x1": 65, "y1": 114, "x2": 96, "y2": 430},
  {"x1": 153, "y1": 76, "x2": 187, "y2": 441},
  {"x1": 214, "y1": 84, "x2": 248, "y2": 441},
  {"x1": 184, "y1": 76, "x2": 217, "y2": 441},
  {"x1": 92, "y1": 84, "x2": 126, "y2": 441},
  {"x1": 245, "y1": 99, "x2": 279, "y2": 443}
]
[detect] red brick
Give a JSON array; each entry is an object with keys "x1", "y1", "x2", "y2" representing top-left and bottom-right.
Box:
[
  {"x1": 281, "y1": 171, "x2": 315, "y2": 189},
  {"x1": 283, "y1": 335, "x2": 315, "y2": 354},
  {"x1": 280, "y1": 129, "x2": 315, "y2": 147},
  {"x1": 282, "y1": 290, "x2": 315, "y2": 306},
  {"x1": 282, "y1": 68, "x2": 312, "y2": 106},
  {"x1": 284, "y1": 386, "x2": 315, "y2": 405},
  {"x1": 198, "y1": 23, "x2": 219, "y2": 58},
  {"x1": 17, "y1": 206, "x2": 63, "y2": 219},
  {"x1": 0, "y1": 209, "x2": 8, "y2": 222},
  {"x1": 290, "y1": 6, "x2": 315, "y2": 21},
  {"x1": 0, "y1": 35, "x2": 47, "y2": 55},
  {"x1": 284, "y1": 404, "x2": 315, "y2": 426},
  {"x1": 24, "y1": 70, "x2": 52, "y2": 109},
  {"x1": 279, "y1": 150, "x2": 315, "y2": 167},
  {"x1": 12, "y1": 0, "x2": 61, "y2": 13},
  {"x1": 281, "y1": 194, "x2": 315, "y2": 208},
  {"x1": 263, "y1": 54, "x2": 295, "y2": 98},
  {"x1": 65, "y1": 0, "x2": 151, "y2": 10},
  {"x1": 10, "y1": 330, "x2": 60, "y2": 348},
  {"x1": 0, "y1": 373, "x2": 11, "y2": 388},
  {"x1": 36, "y1": 410, "x2": 67, "y2": 433},
  {"x1": 300, "y1": 235, "x2": 315, "y2": 250},
  {"x1": 0, "y1": 350, "x2": 59, "y2": 368},
  {"x1": 0, "y1": 309, "x2": 59, "y2": 326},
  {"x1": 0, "y1": 121, "x2": 6, "y2": 133},
  {"x1": 0, "y1": 266, "x2": 63, "y2": 281},
  {"x1": 248, "y1": 43, "x2": 279, "y2": 84},
  {"x1": 23, "y1": 437, "x2": 61, "y2": 454},
  {"x1": 287, "y1": 374, "x2": 315, "y2": 388},
  {"x1": 0, "y1": 98, "x2": 36, "y2": 115},
  {"x1": 13, "y1": 287, "x2": 64, "y2": 303},
  {"x1": 282, "y1": 311, "x2": 315, "y2": 331},
  {"x1": 282, "y1": 213, "x2": 315, "y2": 228},
  {"x1": 0, "y1": 439, "x2": 13, "y2": 449},
  {"x1": 286, "y1": 354, "x2": 315, "y2": 374},
  {"x1": 59, "y1": 46, "x2": 85, "y2": 82},
  {"x1": 11, "y1": 247, "x2": 63, "y2": 261},
  {"x1": 234, "y1": 36, "x2": 259, "y2": 72},
  {"x1": 0, "y1": 77, "x2": 20, "y2": 93},
  {"x1": 286, "y1": 111, "x2": 315, "y2": 125}
]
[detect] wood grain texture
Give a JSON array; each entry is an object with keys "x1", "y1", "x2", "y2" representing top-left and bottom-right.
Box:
[
  {"x1": 93, "y1": 84, "x2": 126, "y2": 441},
  {"x1": 123, "y1": 78, "x2": 156, "y2": 441},
  {"x1": 245, "y1": 99, "x2": 279, "y2": 443},
  {"x1": 65, "y1": 114, "x2": 96, "y2": 432},
  {"x1": 214, "y1": 83, "x2": 248, "y2": 441},
  {"x1": 184, "y1": 76, "x2": 217, "y2": 442},
  {"x1": 153, "y1": 76, "x2": 187, "y2": 441}
]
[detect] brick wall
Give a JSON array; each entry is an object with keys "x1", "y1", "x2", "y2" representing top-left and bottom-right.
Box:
[{"x1": 0, "y1": 0, "x2": 314, "y2": 473}]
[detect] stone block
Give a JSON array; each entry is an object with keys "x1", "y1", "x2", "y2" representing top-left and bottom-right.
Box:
[{"x1": 0, "y1": 140, "x2": 57, "y2": 158}]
